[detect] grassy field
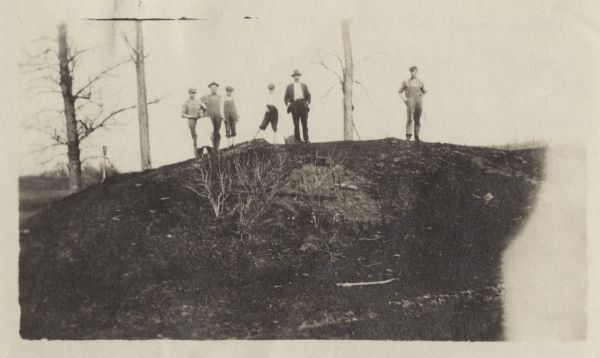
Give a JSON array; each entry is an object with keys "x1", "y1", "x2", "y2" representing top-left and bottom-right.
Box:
[
  {"x1": 19, "y1": 176, "x2": 70, "y2": 224},
  {"x1": 19, "y1": 139, "x2": 544, "y2": 340}
]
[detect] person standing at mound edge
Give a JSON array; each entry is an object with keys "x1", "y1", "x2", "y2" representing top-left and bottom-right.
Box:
[
  {"x1": 201, "y1": 82, "x2": 225, "y2": 150},
  {"x1": 254, "y1": 83, "x2": 279, "y2": 143},
  {"x1": 398, "y1": 66, "x2": 427, "y2": 142},
  {"x1": 223, "y1": 86, "x2": 239, "y2": 147},
  {"x1": 181, "y1": 87, "x2": 208, "y2": 157},
  {"x1": 284, "y1": 69, "x2": 311, "y2": 143}
]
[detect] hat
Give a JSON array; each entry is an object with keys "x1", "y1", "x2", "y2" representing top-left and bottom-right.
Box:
[
  {"x1": 225, "y1": 86, "x2": 234, "y2": 92},
  {"x1": 208, "y1": 82, "x2": 219, "y2": 88},
  {"x1": 409, "y1": 66, "x2": 418, "y2": 72},
  {"x1": 188, "y1": 87, "x2": 197, "y2": 94},
  {"x1": 291, "y1": 69, "x2": 302, "y2": 77},
  {"x1": 268, "y1": 83, "x2": 275, "y2": 90}
]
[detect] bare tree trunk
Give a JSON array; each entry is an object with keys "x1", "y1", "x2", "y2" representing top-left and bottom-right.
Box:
[
  {"x1": 135, "y1": 21, "x2": 151, "y2": 171},
  {"x1": 58, "y1": 23, "x2": 82, "y2": 193},
  {"x1": 341, "y1": 19, "x2": 354, "y2": 141}
]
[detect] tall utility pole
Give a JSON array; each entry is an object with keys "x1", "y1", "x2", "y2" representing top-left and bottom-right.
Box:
[
  {"x1": 58, "y1": 23, "x2": 82, "y2": 192},
  {"x1": 341, "y1": 19, "x2": 354, "y2": 141},
  {"x1": 135, "y1": 21, "x2": 151, "y2": 171}
]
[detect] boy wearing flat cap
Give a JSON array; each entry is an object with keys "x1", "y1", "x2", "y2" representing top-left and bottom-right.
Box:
[
  {"x1": 201, "y1": 82, "x2": 225, "y2": 150},
  {"x1": 181, "y1": 87, "x2": 207, "y2": 157},
  {"x1": 223, "y1": 86, "x2": 239, "y2": 147},
  {"x1": 398, "y1": 66, "x2": 427, "y2": 142}
]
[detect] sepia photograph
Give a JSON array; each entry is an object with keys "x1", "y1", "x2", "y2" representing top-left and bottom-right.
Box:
[{"x1": 2, "y1": 0, "x2": 599, "y2": 356}]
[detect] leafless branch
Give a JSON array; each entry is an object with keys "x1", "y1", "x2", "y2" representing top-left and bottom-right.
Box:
[
  {"x1": 29, "y1": 89, "x2": 63, "y2": 99},
  {"x1": 232, "y1": 150, "x2": 290, "y2": 233},
  {"x1": 321, "y1": 81, "x2": 340, "y2": 99},
  {"x1": 354, "y1": 80, "x2": 384, "y2": 138},
  {"x1": 354, "y1": 80, "x2": 366, "y2": 90},
  {"x1": 120, "y1": 32, "x2": 138, "y2": 62},
  {"x1": 78, "y1": 97, "x2": 162, "y2": 141},
  {"x1": 28, "y1": 108, "x2": 63, "y2": 118},
  {"x1": 40, "y1": 151, "x2": 69, "y2": 166},
  {"x1": 75, "y1": 93, "x2": 92, "y2": 100},
  {"x1": 48, "y1": 127, "x2": 68, "y2": 145},
  {"x1": 325, "y1": 51, "x2": 345, "y2": 73},
  {"x1": 73, "y1": 58, "x2": 131, "y2": 98},
  {"x1": 28, "y1": 74, "x2": 60, "y2": 86},
  {"x1": 67, "y1": 43, "x2": 109, "y2": 63},
  {"x1": 354, "y1": 80, "x2": 381, "y2": 117},
  {"x1": 77, "y1": 118, "x2": 91, "y2": 138},
  {"x1": 27, "y1": 141, "x2": 65, "y2": 155},
  {"x1": 81, "y1": 154, "x2": 105, "y2": 164},
  {"x1": 319, "y1": 61, "x2": 343, "y2": 84},
  {"x1": 28, "y1": 47, "x2": 58, "y2": 59},
  {"x1": 20, "y1": 62, "x2": 58, "y2": 74},
  {"x1": 79, "y1": 104, "x2": 135, "y2": 141},
  {"x1": 186, "y1": 156, "x2": 233, "y2": 219},
  {"x1": 30, "y1": 36, "x2": 56, "y2": 44}
]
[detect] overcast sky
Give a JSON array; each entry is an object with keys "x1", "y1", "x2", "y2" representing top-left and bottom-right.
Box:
[{"x1": 11, "y1": 0, "x2": 600, "y2": 174}]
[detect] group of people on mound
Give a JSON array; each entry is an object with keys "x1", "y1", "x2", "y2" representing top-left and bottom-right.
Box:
[{"x1": 182, "y1": 66, "x2": 426, "y2": 157}]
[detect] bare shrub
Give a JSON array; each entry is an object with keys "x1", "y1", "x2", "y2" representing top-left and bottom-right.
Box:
[
  {"x1": 297, "y1": 148, "x2": 345, "y2": 232},
  {"x1": 186, "y1": 154, "x2": 233, "y2": 219},
  {"x1": 232, "y1": 149, "x2": 290, "y2": 238}
]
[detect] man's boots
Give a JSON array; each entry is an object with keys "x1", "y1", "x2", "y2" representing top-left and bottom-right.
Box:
[{"x1": 406, "y1": 134, "x2": 412, "y2": 141}]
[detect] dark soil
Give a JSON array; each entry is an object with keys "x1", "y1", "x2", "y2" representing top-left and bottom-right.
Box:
[{"x1": 19, "y1": 138, "x2": 545, "y2": 340}]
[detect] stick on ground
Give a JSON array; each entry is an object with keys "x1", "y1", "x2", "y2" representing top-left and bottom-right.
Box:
[{"x1": 335, "y1": 278, "x2": 398, "y2": 287}]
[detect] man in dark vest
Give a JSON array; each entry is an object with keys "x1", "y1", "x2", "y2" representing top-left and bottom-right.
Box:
[
  {"x1": 284, "y1": 69, "x2": 312, "y2": 143},
  {"x1": 201, "y1": 82, "x2": 224, "y2": 150}
]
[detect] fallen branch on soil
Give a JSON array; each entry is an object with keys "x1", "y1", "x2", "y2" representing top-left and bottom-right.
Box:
[
  {"x1": 335, "y1": 278, "x2": 397, "y2": 287},
  {"x1": 298, "y1": 316, "x2": 360, "y2": 331},
  {"x1": 334, "y1": 182, "x2": 359, "y2": 191},
  {"x1": 363, "y1": 261, "x2": 382, "y2": 267}
]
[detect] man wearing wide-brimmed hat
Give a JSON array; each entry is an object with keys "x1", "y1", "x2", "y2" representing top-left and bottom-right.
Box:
[
  {"x1": 201, "y1": 82, "x2": 225, "y2": 150},
  {"x1": 284, "y1": 69, "x2": 312, "y2": 143}
]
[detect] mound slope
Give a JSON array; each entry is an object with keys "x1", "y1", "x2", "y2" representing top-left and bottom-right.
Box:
[{"x1": 19, "y1": 138, "x2": 544, "y2": 340}]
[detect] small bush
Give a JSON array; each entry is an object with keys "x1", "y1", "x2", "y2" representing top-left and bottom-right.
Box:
[
  {"x1": 186, "y1": 154, "x2": 233, "y2": 219},
  {"x1": 296, "y1": 149, "x2": 345, "y2": 232},
  {"x1": 232, "y1": 148, "x2": 291, "y2": 239}
]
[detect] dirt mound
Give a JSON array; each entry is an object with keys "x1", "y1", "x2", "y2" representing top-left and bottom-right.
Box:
[{"x1": 19, "y1": 138, "x2": 544, "y2": 340}]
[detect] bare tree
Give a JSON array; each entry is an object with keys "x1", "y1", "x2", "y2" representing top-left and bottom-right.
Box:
[
  {"x1": 319, "y1": 20, "x2": 390, "y2": 142},
  {"x1": 22, "y1": 22, "x2": 160, "y2": 192},
  {"x1": 121, "y1": 21, "x2": 152, "y2": 171},
  {"x1": 135, "y1": 22, "x2": 151, "y2": 171},
  {"x1": 57, "y1": 23, "x2": 81, "y2": 192},
  {"x1": 318, "y1": 19, "x2": 355, "y2": 141},
  {"x1": 341, "y1": 19, "x2": 354, "y2": 141}
]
